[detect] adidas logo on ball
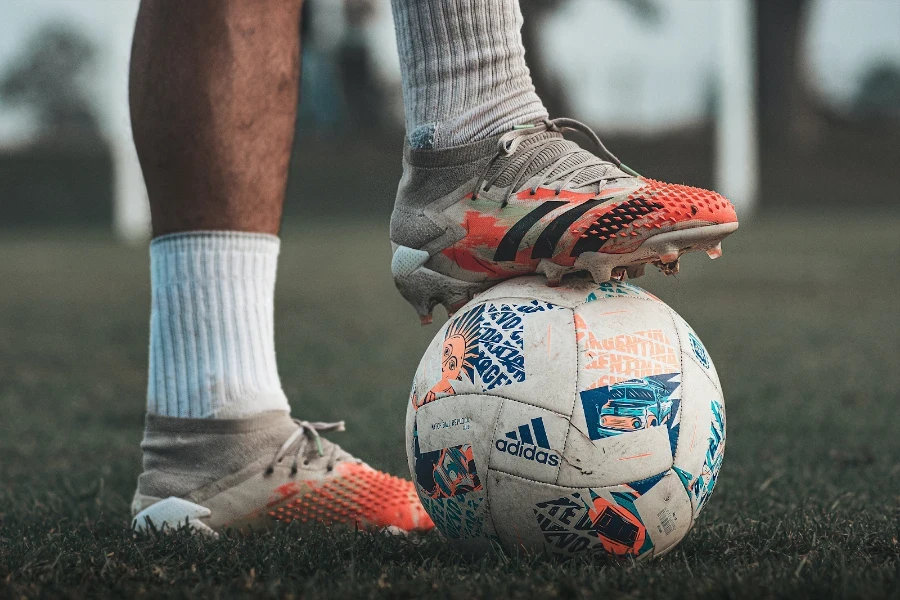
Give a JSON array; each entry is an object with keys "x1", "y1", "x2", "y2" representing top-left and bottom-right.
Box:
[{"x1": 494, "y1": 418, "x2": 560, "y2": 466}]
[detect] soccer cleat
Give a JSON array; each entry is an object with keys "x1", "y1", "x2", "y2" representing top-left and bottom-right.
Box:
[
  {"x1": 390, "y1": 118, "x2": 738, "y2": 323},
  {"x1": 131, "y1": 412, "x2": 433, "y2": 535}
]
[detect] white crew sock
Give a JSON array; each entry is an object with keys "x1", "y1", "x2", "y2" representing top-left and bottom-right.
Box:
[
  {"x1": 147, "y1": 231, "x2": 290, "y2": 418},
  {"x1": 390, "y1": 0, "x2": 548, "y2": 150}
]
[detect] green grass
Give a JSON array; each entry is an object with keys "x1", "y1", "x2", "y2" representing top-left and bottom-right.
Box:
[{"x1": 1, "y1": 212, "x2": 899, "y2": 598}]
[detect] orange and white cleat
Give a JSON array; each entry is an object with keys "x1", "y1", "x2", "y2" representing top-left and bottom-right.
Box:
[
  {"x1": 390, "y1": 117, "x2": 738, "y2": 323},
  {"x1": 131, "y1": 412, "x2": 433, "y2": 535}
]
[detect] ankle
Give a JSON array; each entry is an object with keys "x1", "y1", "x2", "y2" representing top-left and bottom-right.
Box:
[
  {"x1": 391, "y1": 0, "x2": 547, "y2": 150},
  {"x1": 408, "y1": 100, "x2": 548, "y2": 150},
  {"x1": 137, "y1": 411, "x2": 296, "y2": 498}
]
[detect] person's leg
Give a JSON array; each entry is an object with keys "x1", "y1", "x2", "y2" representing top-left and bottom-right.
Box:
[
  {"x1": 131, "y1": 0, "x2": 299, "y2": 236},
  {"x1": 388, "y1": 0, "x2": 738, "y2": 323},
  {"x1": 128, "y1": 0, "x2": 431, "y2": 534},
  {"x1": 130, "y1": 0, "x2": 301, "y2": 420}
]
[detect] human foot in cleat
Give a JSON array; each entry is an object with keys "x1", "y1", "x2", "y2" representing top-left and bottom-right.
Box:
[
  {"x1": 131, "y1": 412, "x2": 433, "y2": 535},
  {"x1": 390, "y1": 118, "x2": 737, "y2": 324}
]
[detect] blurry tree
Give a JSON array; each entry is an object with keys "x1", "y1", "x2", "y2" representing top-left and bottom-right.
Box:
[
  {"x1": 519, "y1": 0, "x2": 825, "y2": 154},
  {"x1": 755, "y1": 0, "x2": 816, "y2": 150},
  {"x1": 617, "y1": 0, "x2": 662, "y2": 24},
  {"x1": 852, "y1": 62, "x2": 900, "y2": 122},
  {"x1": 299, "y1": 0, "x2": 345, "y2": 129},
  {"x1": 520, "y1": 0, "x2": 660, "y2": 118},
  {"x1": 0, "y1": 22, "x2": 100, "y2": 140},
  {"x1": 339, "y1": 0, "x2": 385, "y2": 129},
  {"x1": 520, "y1": 0, "x2": 571, "y2": 118}
]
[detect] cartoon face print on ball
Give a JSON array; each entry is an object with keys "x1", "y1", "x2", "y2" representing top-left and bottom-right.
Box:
[{"x1": 412, "y1": 305, "x2": 482, "y2": 409}]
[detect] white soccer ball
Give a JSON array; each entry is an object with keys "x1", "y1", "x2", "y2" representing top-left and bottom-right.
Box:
[{"x1": 406, "y1": 276, "x2": 725, "y2": 559}]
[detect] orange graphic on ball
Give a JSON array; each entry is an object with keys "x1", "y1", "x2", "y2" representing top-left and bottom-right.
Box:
[{"x1": 412, "y1": 306, "x2": 482, "y2": 409}]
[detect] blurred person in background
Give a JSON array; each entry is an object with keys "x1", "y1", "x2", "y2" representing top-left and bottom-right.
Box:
[{"x1": 128, "y1": 0, "x2": 737, "y2": 534}]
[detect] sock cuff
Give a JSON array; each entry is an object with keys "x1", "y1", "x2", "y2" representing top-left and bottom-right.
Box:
[
  {"x1": 150, "y1": 231, "x2": 280, "y2": 289},
  {"x1": 403, "y1": 133, "x2": 500, "y2": 166},
  {"x1": 144, "y1": 410, "x2": 292, "y2": 435},
  {"x1": 151, "y1": 231, "x2": 280, "y2": 255}
]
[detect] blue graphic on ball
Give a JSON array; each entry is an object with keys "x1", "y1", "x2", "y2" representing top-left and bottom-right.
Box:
[
  {"x1": 688, "y1": 333, "x2": 710, "y2": 368},
  {"x1": 580, "y1": 374, "x2": 680, "y2": 440}
]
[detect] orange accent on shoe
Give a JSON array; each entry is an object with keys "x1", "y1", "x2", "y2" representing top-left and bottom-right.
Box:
[
  {"x1": 638, "y1": 179, "x2": 737, "y2": 225},
  {"x1": 267, "y1": 463, "x2": 434, "y2": 533}
]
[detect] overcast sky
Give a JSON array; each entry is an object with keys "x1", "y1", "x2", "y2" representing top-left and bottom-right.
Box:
[{"x1": 0, "y1": 0, "x2": 897, "y2": 140}]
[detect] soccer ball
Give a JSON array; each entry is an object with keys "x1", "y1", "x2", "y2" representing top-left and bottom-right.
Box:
[{"x1": 406, "y1": 276, "x2": 725, "y2": 559}]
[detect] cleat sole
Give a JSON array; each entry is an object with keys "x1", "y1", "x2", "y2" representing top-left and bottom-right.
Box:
[
  {"x1": 569, "y1": 222, "x2": 736, "y2": 284},
  {"x1": 392, "y1": 222, "x2": 737, "y2": 323}
]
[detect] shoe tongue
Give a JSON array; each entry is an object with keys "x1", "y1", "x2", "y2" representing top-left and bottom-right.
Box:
[
  {"x1": 486, "y1": 131, "x2": 625, "y2": 192},
  {"x1": 484, "y1": 131, "x2": 560, "y2": 188}
]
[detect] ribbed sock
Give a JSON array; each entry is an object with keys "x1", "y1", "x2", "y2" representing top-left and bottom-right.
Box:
[
  {"x1": 390, "y1": 0, "x2": 548, "y2": 149},
  {"x1": 147, "y1": 231, "x2": 290, "y2": 419}
]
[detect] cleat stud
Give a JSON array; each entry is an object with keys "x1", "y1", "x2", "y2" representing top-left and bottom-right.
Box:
[
  {"x1": 657, "y1": 259, "x2": 680, "y2": 276},
  {"x1": 659, "y1": 248, "x2": 680, "y2": 263},
  {"x1": 706, "y1": 243, "x2": 723, "y2": 259},
  {"x1": 589, "y1": 267, "x2": 613, "y2": 283},
  {"x1": 574, "y1": 253, "x2": 615, "y2": 284},
  {"x1": 537, "y1": 259, "x2": 570, "y2": 288}
]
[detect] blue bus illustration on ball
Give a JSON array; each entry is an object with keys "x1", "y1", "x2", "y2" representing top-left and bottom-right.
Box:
[{"x1": 580, "y1": 374, "x2": 680, "y2": 440}]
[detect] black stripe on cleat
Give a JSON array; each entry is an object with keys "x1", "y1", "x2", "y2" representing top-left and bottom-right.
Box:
[
  {"x1": 532, "y1": 199, "x2": 605, "y2": 259},
  {"x1": 569, "y1": 198, "x2": 660, "y2": 257},
  {"x1": 493, "y1": 201, "x2": 566, "y2": 261}
]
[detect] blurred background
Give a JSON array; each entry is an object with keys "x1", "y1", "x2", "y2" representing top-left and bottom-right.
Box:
[
  {"x1": 1, "y1": 6, "x2": 899, "y2": 593},
  {"x1": 0, "y1": 0, "x2": 898, "y2": 233}
]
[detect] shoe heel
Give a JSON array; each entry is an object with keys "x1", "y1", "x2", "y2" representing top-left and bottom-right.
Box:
[
  {"x1": 391, "y1": 245, "x2": 486, "y2": 325},
  {"x1": 132, "y1": 496, "x2": 217, "y2": 536}
]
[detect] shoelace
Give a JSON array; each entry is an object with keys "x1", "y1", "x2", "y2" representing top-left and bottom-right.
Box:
[
  {"x1": 266, "y1": 420, "x2": 345, "y2": 476},
  {"x1": 473, "y1": 117, "x2": 641, "y2": 207}
]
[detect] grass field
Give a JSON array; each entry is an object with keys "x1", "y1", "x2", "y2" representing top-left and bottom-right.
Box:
[{"x1": 1, "y1": 211, "x2": 899, "y2": 598}]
